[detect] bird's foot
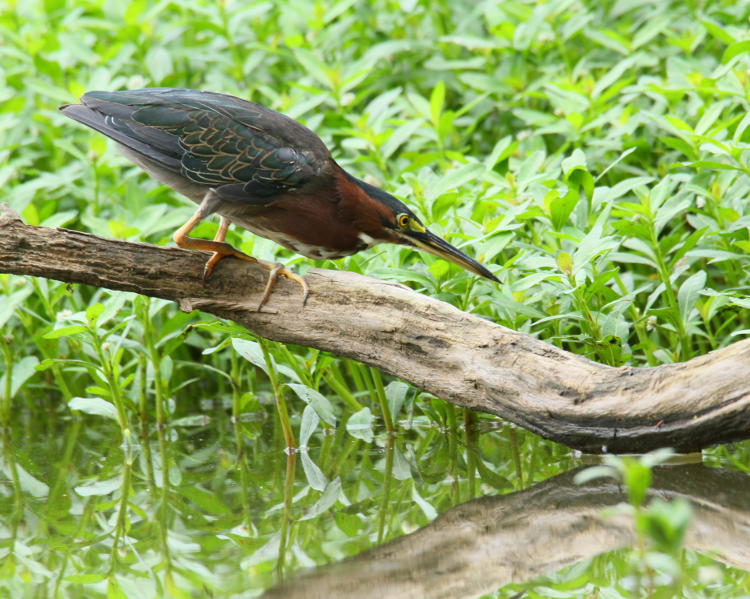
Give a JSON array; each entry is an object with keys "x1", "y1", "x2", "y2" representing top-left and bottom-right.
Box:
[
  {"x1": 253, "y1": 259, "x2": 309, "y2": 311},
  {"x1": 173, "y1": 203, "x2": 307, "y2": 309},
  {"x1": 200, "y1": 243, "x2": 308, "y2": 310}
]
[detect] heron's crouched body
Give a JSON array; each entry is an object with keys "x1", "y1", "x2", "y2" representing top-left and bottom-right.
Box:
[{"x1": 61, "y1": 88, "x2": 498, "y2": 307}]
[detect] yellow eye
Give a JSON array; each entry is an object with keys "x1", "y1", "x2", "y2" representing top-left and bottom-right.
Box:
[{"x1": 398, "y1": 214, "x2": 410, "y2": 228}]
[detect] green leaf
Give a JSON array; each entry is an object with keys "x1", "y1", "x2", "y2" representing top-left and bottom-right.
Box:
[
  {"x1": 180, "y1": 486, "x2": 232, "y2": 516},
  {"x1": 292, "y1": 48, "x2": 331, "y2": 88},
  {"x1": 38, "y1": 359, "x2": 95, "y2": 374},
  {"x1": 299, "y1": 477, "x2": 341, "y2": 520},
  {"x1": 0, "y1": 462, "x2": 48, "y2": 498},
  {"x1": 512, "y1": 108, "x2": 556, "y2": 126},
  {"x1": 411, "y1": 483, "x2": 437, "y2": 520},
  {"x1": 569, "y1": 169, "x2": 594, "y2": 200},
  {"x1": 687, "y1": 249, "x2": 743, "y2": 263},
  {"x1": 346, "y1": 407, "x2": 374, "y2": 442},
  {"x1": 231, "y1": 338, "x2": 267, "y2": 374},
  {"x1": 159, "y1": 355, "x2": 173, "y2": 384},
  {"x1": 722, "y1": 40, "x2": 750, "y2": 63},
  {"x1": 556, "y1": 251, "x2": 573, "y2": 276},
  {"x1": 665, "y1": 115, "x2": 693, "y2": 133},
  {"x1": 474, "y1": 458, "x2": 512, "y2": 490},
  {"x1": 687, "y1": 160, "x2": 738, "y2": 171},
  {"x1": 695, "y1": 101, "x2": 727, "y2": 136},
  {"x1": 0, "y1": 287, "x2": 32, "y2": 328},
  {"x1": 170, "y1": 414, "x2": 211, "y2": 427},
  {"x1": 430, "y1": 80, "x2": 445, "y2": 127},
  {"x1": 561, "y1": 148, "x2": 587, "y2": 175},
  {"x1": 602, "y1": 176, "x2": 654, "y2": 202},
  {"x1": 43, "y1": 325, "x2": 88, "y2": 339},
  {"x1": 75, "y1": 476, "x2": 121, "y2": 497},
  {"x1": 659, "y1": 136, "x2": 697, "y2": 160},
  {"x1": 85, "y1": 385, "x2": 110, "y2": 397},
  {"x1": 573, "y1": 213, "x2": 618, "y2": 274},
  {"x1": 385, "y1": 382, "x2": 409, "y2": 419},
  {"x1": 701, "y1": 19, "x2": 736, "y2": 45},
  {"x1": 622, "y1": 458, "x2": 652, "y2": 507},
  {"x1": 107, "y1": 576, "x2": 128, "y2": 599},
  {"x1": 334, "y1": 512, "x2": 361, "y2": 536},
  {"x1": 231, "y1": 337, "x2": 300, "y2": 381},
  {"x1": 145, "y1": 46, "x2": 173, "y2": 82},
  {"x1": 632, "y1": 15, "x2": 669, "y2": 49},
  {"x1": 299, "y1": 404, "x2": 319, "y2": 446},
  {"x1": 287, "y1": 383, "x2": 337, "y2": 426},
  {"x1": 550, "y1": 188, "x2": 579, "y2": 230},
  {"x1": 733, "y1": 111, "x2": 750, "y2": 143},
  {"x1": 574, "y1": 465, "x2": 619, "y2": 485},
  {"x1": 484, "y1": 136, "x2": 517, "y2": 169},
  {"x1": 391, "y1": 446, "x2": 411, "y2": 480},
  {"x1": 300, "y1": 451, "x2": 327, "y2": 491},
  {"x1": 641, "y1": 447, "x2": 676, "y2": 468},
  {"x1": 424, "y1": 162, "x2": 484, "y2": 200},
  {"x1": 585, "y1": 28, "x2": 630, "y2": 55},
  {"x1": 669, "y1": 228, "x2": 707, "y2": 268},
  {"x1": 41, "y1": 208, "x2": 80, "y2": 231},
  {"x1": 85, "y1": 302, "x2": 105, "y2": 327},
  {"x1": 382, "y1": 120, "x2": 423, "y2": 159},
  {"x1": 637, "y1": 497, "x2": 692, "y2": 553},
  {"x1": 677, "y1": 271, "x2": 706, "y2": 324},
  {"x1": 595, "y1": 147, "x2": 636, "y2": 181},
  {"x1": 0, "y1": 356, "x2": 39, "y2": 399},
  {"x1": 243, "y1": 533, "x2": 281, "y2": 567},
  {"x1": 68, "y1": 396, "x2": 119, "y2": 421}
]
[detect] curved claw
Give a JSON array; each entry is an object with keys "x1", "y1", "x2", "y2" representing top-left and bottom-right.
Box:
[
  {"x1": 256, "y1": 262, "x2": 309, "y2": 311},
  {"x1": 203, "y1": 251, "x2": 229, "y2": 280}
]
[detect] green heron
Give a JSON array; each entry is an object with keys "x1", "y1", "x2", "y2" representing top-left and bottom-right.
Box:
[{"x1": 60, "y1": 88, "x2": 498, "y2": 308}]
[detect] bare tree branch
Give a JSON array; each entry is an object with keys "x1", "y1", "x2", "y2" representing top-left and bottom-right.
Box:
[{"x1": 2, "y1": 203, "x2": 749, "y2": 453}]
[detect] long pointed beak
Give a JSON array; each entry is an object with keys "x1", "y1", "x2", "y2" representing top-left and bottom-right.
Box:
[{"x1": 406, "y1": 229, "x2": 499, "y2": 283}]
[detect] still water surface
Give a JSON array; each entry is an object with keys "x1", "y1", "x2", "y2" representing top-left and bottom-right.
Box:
[{"x1": 1, "y1": 406, "x2": 748, "y2": 597}]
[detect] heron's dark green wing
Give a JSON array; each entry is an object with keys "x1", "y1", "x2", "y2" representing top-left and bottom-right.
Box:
[{"x1": 65, "y1": 88, "x2": 333, "y2": 201}]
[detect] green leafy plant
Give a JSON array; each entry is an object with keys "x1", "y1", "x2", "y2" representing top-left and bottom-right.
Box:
[
  {"x1": 1, "y1": 0, "x2": 749, "y2": 596},
  {"x1": 575, "y1": 450, "x2": 694, "y2": 596}
]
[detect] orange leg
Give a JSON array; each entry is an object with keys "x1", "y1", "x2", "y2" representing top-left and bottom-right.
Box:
[
  {"x1": 202, "y1": 215, "x2": 232, "y2": 276},
  {"x1": 173, "y1": 190, "x2": 309, "y2": 310}
]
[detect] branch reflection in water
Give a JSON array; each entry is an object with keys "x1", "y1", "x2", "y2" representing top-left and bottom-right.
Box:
[{"x1": 263, "y1": 465, "x2": 750, "y2": 598}]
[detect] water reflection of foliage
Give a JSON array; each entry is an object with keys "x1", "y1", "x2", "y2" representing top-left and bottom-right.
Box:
[{"x1": 2, "y1": 0, "x2": 750, "y2": 596}]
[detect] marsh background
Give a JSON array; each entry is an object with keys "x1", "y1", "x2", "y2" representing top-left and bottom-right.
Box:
[{"x1": 1, "y1": 0, "x2": 750, "y2": 597}]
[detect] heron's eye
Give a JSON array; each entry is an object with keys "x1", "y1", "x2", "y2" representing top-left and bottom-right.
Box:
[{"x1": 398, "y1": 214, "x2": 410, "y2": 228}]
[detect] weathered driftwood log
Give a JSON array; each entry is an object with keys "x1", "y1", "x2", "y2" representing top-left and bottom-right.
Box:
[
  {"x1": 1, "y1": 203, "x2": 749, "y2": 453},
  {"x1": 261, "y1": 465, "x2": 750, "y2": 599}
]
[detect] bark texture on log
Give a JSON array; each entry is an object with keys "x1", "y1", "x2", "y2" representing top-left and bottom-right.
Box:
[{"x1": 1, "y1": 203, "x2": 749, "y2": 453}]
